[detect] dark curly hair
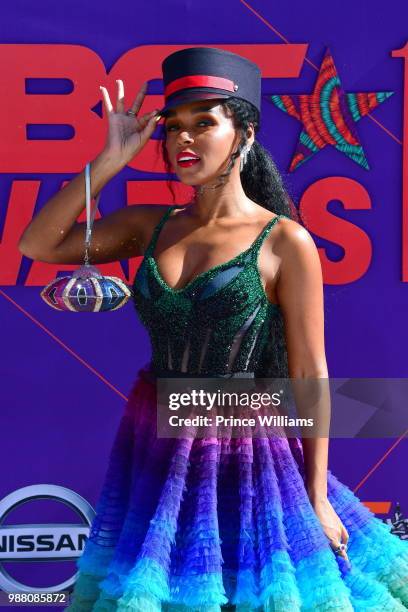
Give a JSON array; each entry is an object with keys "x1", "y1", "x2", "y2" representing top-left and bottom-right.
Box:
[{"x1": 157, "y1": 97, "x2": 300, "y2": 377}]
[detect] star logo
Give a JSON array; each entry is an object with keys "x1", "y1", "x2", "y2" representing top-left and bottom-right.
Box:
[{"x1": 268, "y1": 48, "x2": 394, "y2": 171}]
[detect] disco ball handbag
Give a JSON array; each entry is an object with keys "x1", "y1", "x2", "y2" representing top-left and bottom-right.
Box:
[{"x1": 40, "y1": 162, "x2": 132, "y2": 312}]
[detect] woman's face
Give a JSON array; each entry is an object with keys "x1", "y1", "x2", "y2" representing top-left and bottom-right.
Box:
[{"x1": 163, "y1": 98, "x2": 241, "y2": 186}]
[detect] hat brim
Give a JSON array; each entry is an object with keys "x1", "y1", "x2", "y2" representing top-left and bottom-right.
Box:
[{"x1": 159, "y1": 89, "x2": 233, "y2": 116}]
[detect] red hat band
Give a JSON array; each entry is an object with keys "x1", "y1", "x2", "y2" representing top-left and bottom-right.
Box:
[{"x1": 164, "y1": 74, "x2": 237, "y2": 98}]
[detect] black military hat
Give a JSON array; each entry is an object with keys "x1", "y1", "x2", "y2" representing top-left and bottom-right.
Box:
[{"x1": 160, "y1": 47, "x2": 261, "y2": 116}]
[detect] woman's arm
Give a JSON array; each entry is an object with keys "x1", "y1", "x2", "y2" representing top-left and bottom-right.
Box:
[
  {"x1": 276, "y1": 220, "x2": 328, "y2": 494},
  {"x1": 17, "y1": 151, "x2": 140, "y2": 263},
  {"x1": 276, "y1": 219, "x2": 349, "y2": 560},
  {"x1": 18, "y1": 79, "x2": 160, "y2": 264}
]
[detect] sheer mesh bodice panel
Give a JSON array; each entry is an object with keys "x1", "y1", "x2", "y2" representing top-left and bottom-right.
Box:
[{"x1": 132, "y1": 205, "x2": 289, "y2": 377}]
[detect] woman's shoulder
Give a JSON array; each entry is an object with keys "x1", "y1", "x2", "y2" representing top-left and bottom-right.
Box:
[
  {"x1": 131, "y1": 203, "x2": 175, "y2": 229},
  {"x1": 130, "y1": 204, "x2": 175, "y2": 223},
  {"x1": 130, "y1": 204, "x2": 180, "y2": 253},
  {"x1": 273, "y1": 214, "x2": 319, "y2": 262}
]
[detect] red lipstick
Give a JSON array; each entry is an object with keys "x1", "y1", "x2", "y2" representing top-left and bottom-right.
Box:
[{"x1": 176, "y1": 151, "x2": 201, "y2": 167}]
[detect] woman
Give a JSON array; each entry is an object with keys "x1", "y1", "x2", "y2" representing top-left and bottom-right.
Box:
[{"x1": 19, "y1": 47, "x2": 408, "y2": 611}]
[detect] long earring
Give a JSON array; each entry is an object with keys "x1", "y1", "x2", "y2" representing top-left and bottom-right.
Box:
[{"x1": 240, "y1": 144, "x2": 251, "y2": 172}]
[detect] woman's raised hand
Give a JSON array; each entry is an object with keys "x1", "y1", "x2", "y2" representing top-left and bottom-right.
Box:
[{"x1": 99, "y1": 79, "x2": 161, "y2": 168}]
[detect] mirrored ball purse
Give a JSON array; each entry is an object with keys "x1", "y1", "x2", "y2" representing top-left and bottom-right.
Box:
[{"x1": 40, "y1": 162, "x2": 132, "y2": 312}]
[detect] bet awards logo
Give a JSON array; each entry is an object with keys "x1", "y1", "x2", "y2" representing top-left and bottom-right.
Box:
[{"x1": 0, "y1": 484, "x2": 95, "y2": 593}]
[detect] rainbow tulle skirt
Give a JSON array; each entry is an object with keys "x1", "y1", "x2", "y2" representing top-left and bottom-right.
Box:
[{"x1": 67, "y1": 366, "x2": 408, "y2": 610}]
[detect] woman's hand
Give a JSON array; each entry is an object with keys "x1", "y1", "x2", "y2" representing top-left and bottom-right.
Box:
[
  {"x1": 310, "y1": 495, "x2": 350, "y2": 564},
  {"x1": 99, "y1": 79, "x2": 160, "y2": 168}
]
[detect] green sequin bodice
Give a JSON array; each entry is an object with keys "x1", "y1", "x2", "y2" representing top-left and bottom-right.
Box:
[{"x1": 132, "y1": 205, "x2": 288, "y2": 377}]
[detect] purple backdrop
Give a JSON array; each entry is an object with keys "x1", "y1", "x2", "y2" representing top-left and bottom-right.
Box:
[{"x1": 0, "y1": 0, "x2": 407, "y2": 601}]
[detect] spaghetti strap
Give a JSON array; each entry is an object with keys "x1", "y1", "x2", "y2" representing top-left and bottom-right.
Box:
[
  {"x1": 144, "y1": 208, "x2": 286, "y2": 262},
  {"x1": 250, "y1": 213, "x2": 284, "y2": 258},
  {"x1": 143, "y1": 205, "x2": 181, "y2": 257}
]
